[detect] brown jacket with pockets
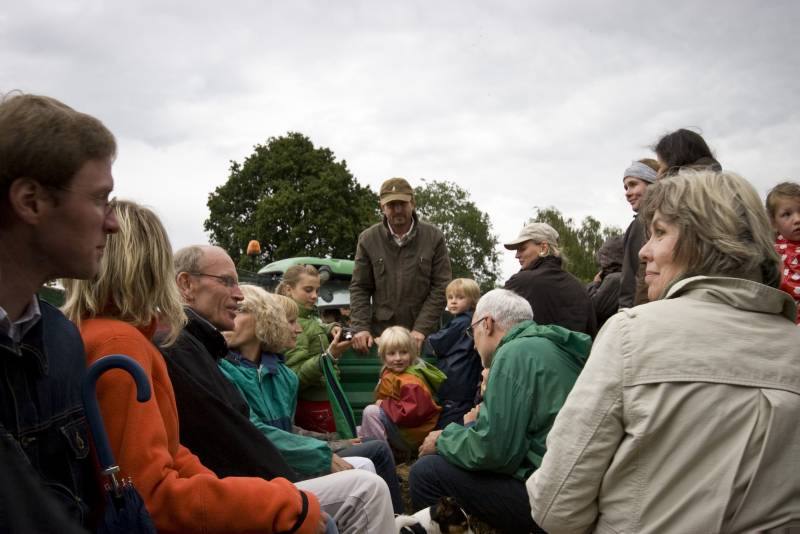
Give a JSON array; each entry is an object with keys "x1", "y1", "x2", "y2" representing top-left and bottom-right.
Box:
[{"x1": 350, "y1": 213, "x2": 451, "y2": 337}]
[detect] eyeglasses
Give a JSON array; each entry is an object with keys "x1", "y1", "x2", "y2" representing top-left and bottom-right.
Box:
[
  {"x1": 188, "y1": 272, "x2": 239, "y2": 288},
  {"x1": 465, "y1": 316, "x2": 488, "y2": 339},
  {"x1": 48, "y1": 185, "x2": 115, "y2": 216}
]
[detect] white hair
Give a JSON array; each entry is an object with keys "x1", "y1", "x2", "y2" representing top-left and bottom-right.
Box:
[{"x1": 475, "y1": 289, "x2": 533, "y2": 331}]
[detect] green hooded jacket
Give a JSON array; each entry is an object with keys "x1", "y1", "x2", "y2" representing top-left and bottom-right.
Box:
[
  {"x1": 436, "y1": 320, "x2": 591, "y2": 480},
  {"x1": 284, "y1": 304, "x2": 337, "y2": 401}
]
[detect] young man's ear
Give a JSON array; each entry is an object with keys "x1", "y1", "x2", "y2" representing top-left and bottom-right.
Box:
[{"x1": 8, "y1": 178, "x2": 50, "y2": 225}]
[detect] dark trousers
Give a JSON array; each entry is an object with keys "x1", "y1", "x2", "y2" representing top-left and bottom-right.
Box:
[
  {"x1": 339, "y1": 439, "x2": 403, "y2": 514},
  {"x1": 409, "y1": 454, "x2": 544, "y2": 533}
]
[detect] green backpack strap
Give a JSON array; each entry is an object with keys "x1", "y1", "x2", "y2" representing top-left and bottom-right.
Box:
[{"x1": 320, "y1": 353, "x2": 357, "y2": 439}]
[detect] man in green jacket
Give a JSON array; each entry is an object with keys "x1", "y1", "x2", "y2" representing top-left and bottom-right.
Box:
[
  {"x1": 350, "y1": 177, "x2": 451, "y2": 352},
  {"x1": 409, "y1": 289, "x2": 592, "y2": 532}
]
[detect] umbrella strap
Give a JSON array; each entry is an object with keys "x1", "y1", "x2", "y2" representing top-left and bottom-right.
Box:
[{"x1": 103, "y1": 465, "x2": 122, "y2": 498}]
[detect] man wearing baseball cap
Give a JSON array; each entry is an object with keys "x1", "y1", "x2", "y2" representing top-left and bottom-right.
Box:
[{"x1": 350, "y1": 177, "x2": 451, "y2": 352}]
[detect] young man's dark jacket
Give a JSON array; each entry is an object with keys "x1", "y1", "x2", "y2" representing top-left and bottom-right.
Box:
[
  {"x1": 350, "y1": 212, "x2": 452, "y2": 337},
  {"x1": 159, "y1": 307, "x2": 298, "y2": 482},
  {"x1": 504, "y1": 256, "x2": 597, "y2": 338},
  {"x1": 0, "y1": 299, "x2": 97, "y2": 528},
  {"x1": 425, "y1": 312, "x2": 482, "y2": 428}
]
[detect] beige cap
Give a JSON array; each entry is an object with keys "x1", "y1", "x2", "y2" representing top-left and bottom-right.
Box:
[
  {"x1": 503, "y1": 222, "x2": 559, "y2": 250},
  {"x1": 379, "y1": 177, "x2": 414, "y2": 205}
]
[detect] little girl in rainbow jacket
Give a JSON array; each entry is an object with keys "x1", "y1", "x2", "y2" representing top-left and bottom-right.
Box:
[{"x1": 359, "y1": 326, "x2": 446, "y2": 451}]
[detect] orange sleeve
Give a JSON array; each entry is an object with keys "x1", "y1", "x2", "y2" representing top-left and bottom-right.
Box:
[{"x1": 82, "y1": 319, "x2": 321, "y2": 534}]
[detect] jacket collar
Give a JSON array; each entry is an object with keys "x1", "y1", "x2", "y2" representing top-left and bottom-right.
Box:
[
  {"x1": 666, "y1": 276, "x2": 797, "y2": 321},
  {"x1": 525, "y1": 255, "x2": 563, "y2": 272},
  {"x1": 296, "y1": 303, "x2": 317, "y2": 319},
  {"x1": 184, "y1": 307, "x2": 228, "y2": 360},
  {"x1": 0, "y1": 296, "x2": 51, "y2": 375},
  {"x1": 382, "y1": 212, "x2": 420, "y2": 246}
]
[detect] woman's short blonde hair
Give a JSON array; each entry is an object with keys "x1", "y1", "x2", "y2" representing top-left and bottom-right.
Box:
[
  {"x1": 640, "y1": 169, "x2": 781, "y2": 291},
  {"x1": 62, "y1": 200, "x2": 186, "y2": 345},
  {"x1": 238, "y1": 285, "x2": 293, "y2": 353},
  {"x1": 273, "y1": 294, "x2": 300, "y2": 323},
  {"x1": 378, "y1": 326, "x2": 420, "y2": 365},
  {"x1": 446, "y1": 278, "x2": 480, "y2": 309}
]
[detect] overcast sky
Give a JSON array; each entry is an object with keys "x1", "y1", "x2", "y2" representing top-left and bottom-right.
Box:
[{"x1": 3, "y1": 0, "x2": 799, "y2": 279}]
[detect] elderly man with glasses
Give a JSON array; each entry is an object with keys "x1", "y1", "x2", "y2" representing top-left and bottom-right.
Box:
[
  {"x1": 409, "y1": 288, "x2": 592, "y2": 533},
  {"x1": 158, "y1": 245, "x2": 301, "y2": 481}
]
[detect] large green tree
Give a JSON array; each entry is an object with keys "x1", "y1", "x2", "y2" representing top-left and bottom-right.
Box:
[
  {"x1": 531, "y1": 207, "x2": 622, "y2": 282},
  {"x1": 205, "y1": 133, "x2": 380, "y2": 268},
  {"x1": 415, "y1": 180, "x2": 501, "y2": 292}
]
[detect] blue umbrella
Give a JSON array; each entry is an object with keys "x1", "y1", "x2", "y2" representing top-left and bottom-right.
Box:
[{"x1": 82, "y1": 354, "x2": 156, "y2": 534}]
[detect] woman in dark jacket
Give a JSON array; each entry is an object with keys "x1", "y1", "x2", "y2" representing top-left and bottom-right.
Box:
[
  {"x1": 503, "y1": 222, "x2": 597, "y2": 338},
  {"x1": 587, "y1": 235, "x2": 624, "y2": 329}
]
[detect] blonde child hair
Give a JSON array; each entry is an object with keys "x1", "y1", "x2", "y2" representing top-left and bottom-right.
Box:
[
  {"x1": 765, "y1": 181, "x2": 800, "y2": 219},
  {"x1": 445, "y1": 278, "x2": 480, "y2": 309},
  {"x1": 377, "y1": 326, "x2": 420, "y2": 368}
]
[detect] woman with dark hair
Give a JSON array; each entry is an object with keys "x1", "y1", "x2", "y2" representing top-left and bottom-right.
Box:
[
  {"x1": 528, "y1": 170, "x2": 800, "y2": 533},
  {"x1": 586, "y1": 234, "x2": 624, "y2": 328},
  {"x1": 654, "y1": 128, "x2": 721, "y2": 177}
]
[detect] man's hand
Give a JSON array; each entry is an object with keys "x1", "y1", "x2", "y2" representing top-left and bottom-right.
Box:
[
  {"x1": 418, "y1": 430, "x2": 442, "y2": 457},
  {"x1": 463, "y1": 405, "x2": 480, "y2": 425},
  {"x1": 410, "y1": 330, "x2": 426, "y2": 350},
  {"x1": 352, "y1": 330, "x2": 373, "y2": 353},
  {"x1": 330, "y1": 454, "x2": 353, "y2": 473}
]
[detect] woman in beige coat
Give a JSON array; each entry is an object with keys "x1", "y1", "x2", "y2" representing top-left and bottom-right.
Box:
[{"x1": 528, "y1": 169, "x2": 800, "y2": 533}]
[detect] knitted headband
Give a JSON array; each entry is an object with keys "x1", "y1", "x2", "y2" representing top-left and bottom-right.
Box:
[{"x1": 623, "y1": 161, "x2": 658, "y2": 183}]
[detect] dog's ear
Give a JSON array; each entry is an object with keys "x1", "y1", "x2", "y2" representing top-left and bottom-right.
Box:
[{"x1": 400, "y1": 524, "x2": 428, "y2": 534}]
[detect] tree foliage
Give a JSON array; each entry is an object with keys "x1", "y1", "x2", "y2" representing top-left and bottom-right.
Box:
[
  {"x1": 415, "y1": 180, "x2": 501, "y2": 292},
  {"x1": 531, "y1": 207, "x2": 622, "y2": 282},
  {"x1": 204, "y1": 133, "x2": 380, "y2": 268}
]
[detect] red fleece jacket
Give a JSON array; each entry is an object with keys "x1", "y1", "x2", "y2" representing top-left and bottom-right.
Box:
[{"x1": 80, "y1": 317, "x2": 321, "y2": 534}]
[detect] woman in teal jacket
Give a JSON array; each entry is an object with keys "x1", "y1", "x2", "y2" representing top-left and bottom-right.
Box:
[{"x1": 219, "y1": 284, "x2": 404, "y2": 510}]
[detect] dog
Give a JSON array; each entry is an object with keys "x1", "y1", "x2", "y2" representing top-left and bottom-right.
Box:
[{"x1": 395, "y1": 496, "x2": 474, "y2": 534}]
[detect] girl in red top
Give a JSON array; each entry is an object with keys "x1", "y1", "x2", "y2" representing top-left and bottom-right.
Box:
[
  {"x1": 359, "y1": 326, "x2": 445, "y2": 452},
  {"x1": 767, "y1": 182, "x2": 800, "y2": 324}
]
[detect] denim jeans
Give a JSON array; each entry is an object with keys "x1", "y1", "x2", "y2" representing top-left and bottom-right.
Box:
[{"x1": 409, "y1": 454, "x2": 545, "y2": 533}]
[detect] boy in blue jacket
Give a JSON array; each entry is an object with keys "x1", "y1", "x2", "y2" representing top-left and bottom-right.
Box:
[{"x1": 426, "y1": 278, "x2": 483, "y2": 428}]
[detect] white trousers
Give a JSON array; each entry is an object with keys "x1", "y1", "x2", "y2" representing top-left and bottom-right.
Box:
[
  {"x1": 296, "y1": 469, "x2": 394, "y2": 534},
  {"x1": 344, "y1": 456, "x2": 376, "y2": 473}
]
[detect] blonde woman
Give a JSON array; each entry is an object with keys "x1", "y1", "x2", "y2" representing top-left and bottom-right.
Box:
[
  {"x1": 63, "y1": 200, "x2": 395, "y2": 534},
  {"x1": 220, "y1": 286, "x2": 404, "y2": 512},
  {"x1": 528, "y1": 171, "x2": 800, "y2": 533}
]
